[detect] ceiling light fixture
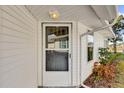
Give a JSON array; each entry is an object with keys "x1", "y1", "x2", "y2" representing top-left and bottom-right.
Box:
[{"x1": 49, "y1": 9, "x2": 60, "y2": 20}]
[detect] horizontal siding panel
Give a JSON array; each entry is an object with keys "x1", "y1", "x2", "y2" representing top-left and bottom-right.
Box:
[
  {"x1": 0, "y1": 34, "x2": 31, "y2": 43},
  {"x1": 0, "y1": 48, "x2": 30, "y2": 58},
  {"x1": 2, "y1": 26, "x2": 33, "y2": 39},
  {"x1": 0, "y1": 52, "x2": 29, "y2": 59},
  {"x1": 0, "y1": 7, "x2": 2, "y2": 34},
  {"x1": 17, "y1": 6, "x2": 37, "y2": 22},
  {"x1": 0, "y1": 5, "x2": 37, "y2": 88},
  {"x1": 0, "y1": 41, "x2": 30, "y2": 50},
  {"x1": 1, "y1": 6, "x2": 33, "y2": 29},
  {"x1": 0, "y1": 54, "x2": 28, "y2": 65},
  {"x1": 1, "y1": 9, "x2": 33, "y2": 32},
  {"x1": 0, "y1": 41, "x2": 30, "y2": 45},
  {"x1": 9, "y1": 6, "x2": 34, "y2": 26},
  {"x1": 2, "y1": 26, "x2": 32, "y2": 38},
  {"x1": 0, "y1": 32, "x2": 32, "y2": 41},
  {"x1": 0, "y1": 57, "x2": 27, "y2": 73},
  {"x1": 2, "y1": 18, "x2": 33, "y2": 35},
  {"x1": 14, "y1": 6, "x2": 35, "y2": 25},
  {"x1": 0, "y1": 60, "x2": 35, "y2": 87}
]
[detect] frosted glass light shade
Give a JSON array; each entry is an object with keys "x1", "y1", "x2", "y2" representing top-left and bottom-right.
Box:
[{"x1": 49, "y1": 9, "x2": 60, "y2": 19}]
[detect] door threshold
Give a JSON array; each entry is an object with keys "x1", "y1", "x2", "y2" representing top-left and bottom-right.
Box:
[{"x1": 38, "y1": 86, "x2": 78, "y2": 88}]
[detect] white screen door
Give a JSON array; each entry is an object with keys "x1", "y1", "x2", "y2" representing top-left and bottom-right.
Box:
[{"x1": 43, "y1": 23, "x2": 72, "y2": 87}]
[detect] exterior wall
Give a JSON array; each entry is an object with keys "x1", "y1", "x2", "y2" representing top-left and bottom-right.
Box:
[
  {"x1": 78, "y1": 22, "x2": 94, "y2": 82},
  {"x1": 78, "y1": 22, "x2": 106, "y2": 82},
  {"x1": 0, "y1": 6, "x2": 38, "y2": 87},
  {"x1": 94, "y1": 32, "x2": 106, "y2": 61}
]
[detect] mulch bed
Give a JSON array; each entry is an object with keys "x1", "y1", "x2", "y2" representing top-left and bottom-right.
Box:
[
  {"x1": 83, "y1": 74, "x2": 113, "y2": 88},
  {"x1": 83, "y1": 62, "x2": 118, "y2": 88}
]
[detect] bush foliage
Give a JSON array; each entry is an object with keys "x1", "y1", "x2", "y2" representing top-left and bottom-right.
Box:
[
  {"x1": 93, "y1": 63, "x2": 116, "y2": 81},
  {"x1": 93, "y1": 48, "x2": 117, "y2": 81},
  {"x1": 98, "y1": 48, "x2": 112, "y2": 65}
]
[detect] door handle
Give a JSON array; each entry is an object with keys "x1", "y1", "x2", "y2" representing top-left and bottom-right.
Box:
[{"x1": 69, "y1": 53, "x2": 71, "y2": 58}]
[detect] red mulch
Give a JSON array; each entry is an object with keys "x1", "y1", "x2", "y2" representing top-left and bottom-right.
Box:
[
  {"x1": 83, "y1": 62, "x2": 118, "y2": 88},
  {"x1": 83, "y1": 74, "x2": 114, "y2": 88}
]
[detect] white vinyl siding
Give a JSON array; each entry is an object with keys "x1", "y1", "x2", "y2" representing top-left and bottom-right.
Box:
[
  {"x1": 94, "y1": 32, "x2": 105, "y2": 61},
  {"x1": 0, "y1": 6, "x2": 37, "y2": 88},
  {"x1": 78, "y1": 22, "x2": 106, "y2": 82}
]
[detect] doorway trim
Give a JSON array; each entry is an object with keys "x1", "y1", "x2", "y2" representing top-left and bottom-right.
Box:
[{"x1": 41, "y1": 22, "x2": 73, "y2": 87}]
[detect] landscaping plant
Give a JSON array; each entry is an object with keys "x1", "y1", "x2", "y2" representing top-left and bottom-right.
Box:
[
  {"x1": 92, "y1": 48, "x2": 117, "y2": 87},
  {"x1": 98, "y1": 48, "x2": 112, "y2": 65},
  {"x1": 93, "y1": 63, "x2": 116, "y2": 81}
]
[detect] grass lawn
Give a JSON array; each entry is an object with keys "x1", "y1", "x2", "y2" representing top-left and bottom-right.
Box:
[
  {"x1": 109, "y1": 53, "x2": 124, "y2": 88},
  {"x1": 110, "y1": 54, "x2": 124, "y2": 88},
  {"x1": 112, "y1": 60, "x2": 124, "y2": 88},
  {"x1": 116, "y1": 54, "x2": 124, "y2": 60}
]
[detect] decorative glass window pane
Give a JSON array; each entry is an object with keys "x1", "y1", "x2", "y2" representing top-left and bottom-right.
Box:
[
  {"x1": 87, "y1": 33, "x2": 94, "y2": 61},
  {"x1": 46, "y1": 50, "x2": 69, "y2": 71}
]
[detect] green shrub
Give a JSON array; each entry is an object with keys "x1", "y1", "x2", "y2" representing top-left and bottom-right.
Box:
[{"x1": 99, "y1": 48, "x2": 112, "y2": 65}]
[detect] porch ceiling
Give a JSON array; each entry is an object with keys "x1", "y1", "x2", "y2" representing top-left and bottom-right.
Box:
[{"x1": 25, "y1": 5, "x2": 117, "y2": 29}]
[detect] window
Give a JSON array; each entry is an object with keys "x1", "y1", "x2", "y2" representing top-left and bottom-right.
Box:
[
  {"x1": 87, "y1": 33, "x2": 94, "y2": 61},
  {"x1": 46, "y1": 26, "x2": 69, "y2": 49},
  {"x1": 59, "y1": 39, "x2": 68, "y2": 48}
]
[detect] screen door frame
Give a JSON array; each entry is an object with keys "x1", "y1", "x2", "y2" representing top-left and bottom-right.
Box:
[{"x1": 42, "y1": 22, "x2": 72, "y2": 87}]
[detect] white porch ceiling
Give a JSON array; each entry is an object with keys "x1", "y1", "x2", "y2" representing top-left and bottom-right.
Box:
[{"x1": 25, "y1": 5, "x2": 117, "y2": 29}]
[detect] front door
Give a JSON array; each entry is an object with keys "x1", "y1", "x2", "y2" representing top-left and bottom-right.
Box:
[{"x1": 42, "y1": 23, "x2": 72, "y2": 87}]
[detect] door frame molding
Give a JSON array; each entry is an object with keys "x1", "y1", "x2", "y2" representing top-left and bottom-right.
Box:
[{"x1": 41, "y1": 22, "x2": 73, "y2": 87}]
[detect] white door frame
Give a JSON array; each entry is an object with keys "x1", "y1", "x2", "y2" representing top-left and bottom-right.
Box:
[{"x1": 42, "y1": 22, "x2": 72, "y2": 87}]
